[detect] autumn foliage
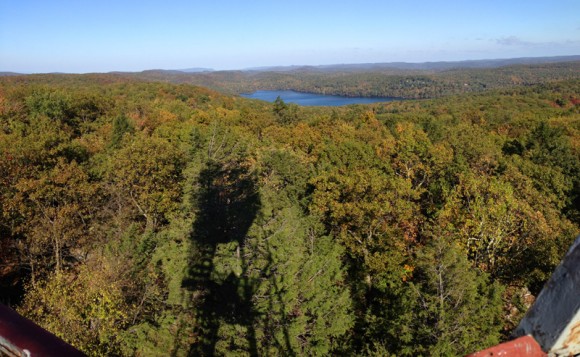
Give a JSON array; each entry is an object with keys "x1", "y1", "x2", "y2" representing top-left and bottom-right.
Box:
[{"x1": 0, "y1": 73, "x2": 578, "y2": 356}]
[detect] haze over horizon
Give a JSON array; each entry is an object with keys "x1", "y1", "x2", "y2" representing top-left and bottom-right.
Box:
[{"x1": 1, "y1": 0, "x2": 579, "y2": 74}]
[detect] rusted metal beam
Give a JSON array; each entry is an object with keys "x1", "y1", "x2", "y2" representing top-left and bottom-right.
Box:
[
  {"x1": 467, "y1": 235, "x2": 580, "y2": 356},
  {"x1": 513, "y1": 235, "x2": 580, "y2": 356},
  {"x1": 0, "y1": 304, "x2": 85, "y2": 356},
  {"x1": 466, "y1": 335, "x2": 546, "y2": 357}
]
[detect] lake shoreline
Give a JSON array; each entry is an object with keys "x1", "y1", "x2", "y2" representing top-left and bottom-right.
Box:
[{"x1": 241, "y1": 90, "x2": 400, "y2": 106}]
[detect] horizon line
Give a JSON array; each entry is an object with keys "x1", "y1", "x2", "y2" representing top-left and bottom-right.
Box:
[{"x1": 2, "y1": 54, "x2": 580, "y2": 75}]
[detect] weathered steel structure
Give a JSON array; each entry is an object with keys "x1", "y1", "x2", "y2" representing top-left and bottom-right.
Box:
[{"x1": 469, "y1": 235, "x2": 580, "y2": 356}]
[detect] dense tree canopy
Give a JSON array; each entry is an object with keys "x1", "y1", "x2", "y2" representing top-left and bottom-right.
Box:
[{"x1": 0, "y1": 72, "x2": 578, "y2": 356}]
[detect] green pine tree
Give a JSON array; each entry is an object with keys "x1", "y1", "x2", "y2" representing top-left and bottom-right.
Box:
[{"x1": 405, "y1": 237, "x2": 504, "y2": 356}]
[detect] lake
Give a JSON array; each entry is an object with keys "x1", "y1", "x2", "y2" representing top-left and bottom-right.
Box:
[{"x1": 241, "y1": 90, "x2": 398, "y2": 106}]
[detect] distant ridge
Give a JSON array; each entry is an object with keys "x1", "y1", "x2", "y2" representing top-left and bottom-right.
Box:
[
  {"x1": 3, "y1": 55, "x2": 578, "y2": 75},
  {"x1": 243, "y1": 55, "x2": 580, "y2": 73},
  {"x1": 178, "y1": 67, "x2": 214, "y2": 73}
]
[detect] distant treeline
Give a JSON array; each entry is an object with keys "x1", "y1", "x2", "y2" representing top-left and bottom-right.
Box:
[{"x1": 126, "y1": 60, "x2": 580, "y2": 99}]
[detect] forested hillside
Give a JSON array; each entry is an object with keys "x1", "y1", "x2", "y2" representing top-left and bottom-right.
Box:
[
  {"x1": 128, "y1": 60, "x2": 580, "y2": 99},
  {"x1": 0, "y1": 74, "x2": 578, "y2": 356}
]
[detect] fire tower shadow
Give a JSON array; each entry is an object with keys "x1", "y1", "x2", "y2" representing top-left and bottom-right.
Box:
[{"x1": 183, "y1": 159, "x2": 260, "y2": 356}]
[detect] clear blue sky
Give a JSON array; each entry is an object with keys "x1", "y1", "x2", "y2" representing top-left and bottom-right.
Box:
[{"x1": 1, "y1": 0, "x2": 579, "y2": 73}]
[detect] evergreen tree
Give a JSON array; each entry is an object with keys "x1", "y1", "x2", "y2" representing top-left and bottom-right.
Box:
[
  {"x1": 109, "y1": 114, "x2": 134, "y2": 149},
  {"x1": 404, "y1": 237, "x2": 504, "y2": 356},
  {"x1": 242, "y1": 150, "x2": 353, "y2": 355}
]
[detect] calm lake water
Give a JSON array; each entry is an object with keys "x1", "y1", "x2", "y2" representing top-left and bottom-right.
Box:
[{"x1": 241, "y1": 90, "x2": 397, "y2": 106}]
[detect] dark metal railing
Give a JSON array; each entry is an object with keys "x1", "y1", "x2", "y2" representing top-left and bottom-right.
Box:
[{"x1": 0, "y1": 304, "x2": 85, "y2": 357}]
